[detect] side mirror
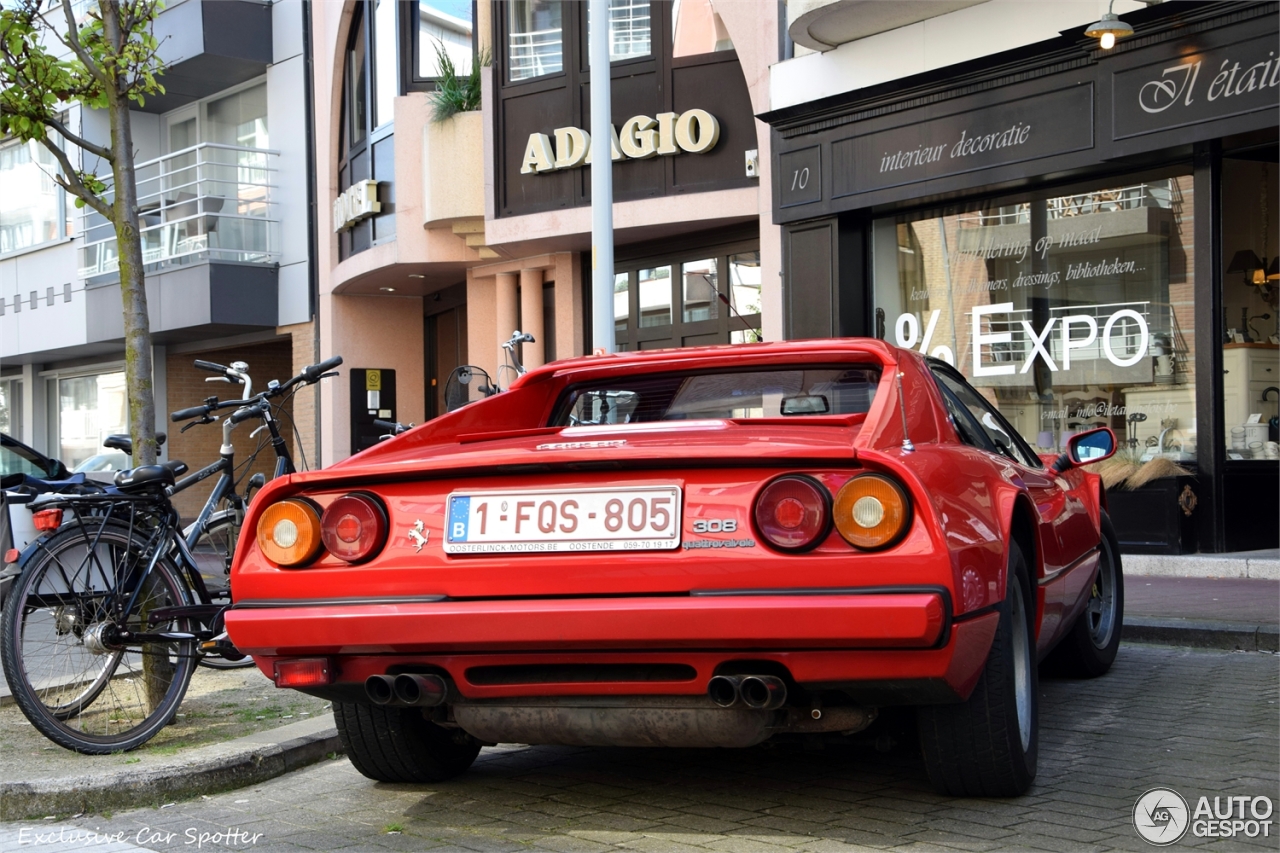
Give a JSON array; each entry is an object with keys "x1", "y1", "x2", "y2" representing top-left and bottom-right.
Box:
[{"x1": 1052, "y1": 427, "x2": 1116, "y2": 473}]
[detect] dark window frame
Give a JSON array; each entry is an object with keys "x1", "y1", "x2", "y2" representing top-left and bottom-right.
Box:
[
  {"x1": 338, "y1": 0, "x2": 400, "y2": 260},
  {"x1": 403, "y1": 0, "x2": 480, "y2": 94},
  {"x1": 612, "y1": 236, "x2": 762, "y2": 352}
]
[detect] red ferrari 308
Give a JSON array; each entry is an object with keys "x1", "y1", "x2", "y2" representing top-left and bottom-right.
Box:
[{"x1": 225, "y1": 339, "x2": 1123, "y2": 797}]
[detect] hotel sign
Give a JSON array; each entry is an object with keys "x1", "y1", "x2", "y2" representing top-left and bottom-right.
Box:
[
  {"x1": 333, "y1": 180, "x2": 381, "y2": 232},
  {"x1": 521, "y1": 109, "x2": 720, "y2": 175}
]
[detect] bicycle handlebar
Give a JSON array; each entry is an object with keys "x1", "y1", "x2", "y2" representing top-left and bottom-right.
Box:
[
  {"x1": 302, "y1": 355, "x2": 344, "y2": 383},
  {"x1": 229, "y1": 403, "x2": 267, "y2": 425},
  {"x1": 193, "y1": 359, "x2": 229, "y2": 375},
  {"x1": 170, "y1": 405, "x2": 211, "y2": 423},
  {"x1": 172, "y1": 356, "x2": 343, "y2": 423}
]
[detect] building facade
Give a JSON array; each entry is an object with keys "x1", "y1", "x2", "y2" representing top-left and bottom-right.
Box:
[
  {"x1": 763, "y1": 0, "x2": 1279, "y2": 553},
  {"x1": 312, "y1": 0, "x2": 784, "y2": 462},
  {"x1": 0, "y1": 0, "x2": 320, "y2": 519}
]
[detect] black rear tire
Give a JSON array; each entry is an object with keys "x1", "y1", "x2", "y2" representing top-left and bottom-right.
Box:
[
  {"x1": 1044, "y1": 512, "x2": 1124, "y2": 678},
  {"x1": 918, "y1": 542, "x2": 1038, "y2": 797},
  {"x1": 334, "y1": 702, "x2": 481, "y2": 783}
]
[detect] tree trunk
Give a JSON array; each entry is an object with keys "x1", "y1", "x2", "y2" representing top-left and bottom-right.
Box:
[{"x1": 102, "y1": 0, "x2": 157, "y2": 468}]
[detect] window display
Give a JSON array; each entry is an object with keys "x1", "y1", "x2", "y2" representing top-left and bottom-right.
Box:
[{"x1": 873, "y1": 176, "x2": 1198, "y2": 462}]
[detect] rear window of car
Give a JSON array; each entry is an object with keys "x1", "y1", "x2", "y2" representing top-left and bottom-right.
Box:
[{"x1": 551, "y1": 367, "x2": 881, "y2": 426}]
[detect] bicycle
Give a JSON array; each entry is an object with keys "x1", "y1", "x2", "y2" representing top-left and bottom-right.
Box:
[
  {"x1": 441, "y1": 330, "x2": 533, "y2": 414},
  {"x1": 0, "y1": 356, "x2": 341, "y2": 753}
]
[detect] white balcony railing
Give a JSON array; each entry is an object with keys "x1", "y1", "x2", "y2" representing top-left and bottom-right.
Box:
[
  {"x1": 78, "y1": 142, "x2": 279, "y2": 280},
  {"x1": 957, "y1": 182, "x2": 1176, "y2": 227}
]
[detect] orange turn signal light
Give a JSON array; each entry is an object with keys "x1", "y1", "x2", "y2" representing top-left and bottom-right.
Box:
[
  {"x1": 256, "y1": 499, "x2": 323, "y2": 567},
  {"x1": 833, "y1": 474, "x2": 911, "y2": 551}
]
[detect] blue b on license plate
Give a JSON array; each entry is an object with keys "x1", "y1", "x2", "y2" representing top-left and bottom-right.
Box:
[{"x1": 444, "y1": 486, "x2": 682, "y2": 554}]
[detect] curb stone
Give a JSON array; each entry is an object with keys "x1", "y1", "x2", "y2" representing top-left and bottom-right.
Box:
[
  {"x1": 1123, "y1": 617, "x2": 1280, "y2": 652},
  {"x1": 0, "y1": 714, "x2": 343, "y2": 821}
]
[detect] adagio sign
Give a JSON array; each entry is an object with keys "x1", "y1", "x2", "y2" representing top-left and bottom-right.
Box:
[{"x1": 521, "y1": 109, "x2": 720, "y2": 175}]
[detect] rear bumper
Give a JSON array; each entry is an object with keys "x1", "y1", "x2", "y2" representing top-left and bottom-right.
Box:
[
  {"x1": 227, "y1": 591, "x2": 948, "y2": 654},
  {"x1": 226, "y1": 590, "x2": 999, "y2": 703}
]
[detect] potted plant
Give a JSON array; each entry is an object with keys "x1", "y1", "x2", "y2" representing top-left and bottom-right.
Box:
[
  {"x1": 423, "y1": 42, "x2": 491, "y2": 226},
  {"x1": 1089, "y1": 454, "x2": 1198, "y2": 554}
]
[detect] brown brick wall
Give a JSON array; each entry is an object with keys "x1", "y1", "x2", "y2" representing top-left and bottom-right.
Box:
[{"x1": 166, "y1": 339, "x2": 296, "y2": 524}]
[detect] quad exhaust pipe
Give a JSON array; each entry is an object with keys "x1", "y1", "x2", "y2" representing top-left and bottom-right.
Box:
[
  {"x1": 707, "y1": 674, "x2": 787, "y2": 710},
  {"x1": 364, "y1": 673, "x2": 448, "y2": 707}
]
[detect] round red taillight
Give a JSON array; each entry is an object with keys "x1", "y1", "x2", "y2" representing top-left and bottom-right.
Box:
[
  {"x1": 754, "y1": 476, "x2": 831, "y2": 552},
  {"x1": 320, "y1": 494, "x2": 388, "y2": 563}
]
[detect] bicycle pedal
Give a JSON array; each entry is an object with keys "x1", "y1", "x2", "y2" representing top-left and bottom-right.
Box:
[{"x1": 199, "y1": 636, "x2": 247, "y2": 662}]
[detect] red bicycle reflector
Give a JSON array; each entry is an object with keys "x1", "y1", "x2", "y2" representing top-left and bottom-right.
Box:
[
  {"x1": 32, "y1": 509, "x2": 63, "y2": 532},
  {"x1": 273, "y1": 658, "x2": 332, "y2": 688},
  {"x1": 3, "y1": 549, "x2": 19, "y2": 564}
]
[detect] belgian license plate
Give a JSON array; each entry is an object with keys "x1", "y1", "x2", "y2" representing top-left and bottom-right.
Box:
[{"x1": 444, "y1": 486, "x2": 682, "y2": 554}]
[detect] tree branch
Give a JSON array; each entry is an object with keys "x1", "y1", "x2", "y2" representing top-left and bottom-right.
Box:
[
  {"x1": 52, "y1": 0, "x2": 113, "y2": 90},
  {"x1": 45, "y1": 115, "x2": 114, "y2": 163},
  {"x1": 38, "y1": 136, "x2": 113, "y2": 219}
]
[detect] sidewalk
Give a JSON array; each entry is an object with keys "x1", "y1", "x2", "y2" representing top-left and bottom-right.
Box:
[{"x1": 0, "y1": 557, "x2": 1272, "y2": 821}]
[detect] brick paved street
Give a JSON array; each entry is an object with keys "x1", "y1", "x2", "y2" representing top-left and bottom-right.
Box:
[{"x1": 4, "y1": 645, "x2": 1276, "y2": 853}]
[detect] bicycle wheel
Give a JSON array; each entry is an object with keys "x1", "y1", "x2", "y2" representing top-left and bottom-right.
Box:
[
  {"x1": 1, "y1": 523, "x2": 197, "y2": 753},
  {"x1": 185, "y1": 512, "x2": 253, "y2": 670}
]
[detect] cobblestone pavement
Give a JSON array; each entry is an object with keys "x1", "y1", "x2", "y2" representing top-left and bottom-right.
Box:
[{"x1": 3, "y1": 645, "x2": 1277, "y2": 853}]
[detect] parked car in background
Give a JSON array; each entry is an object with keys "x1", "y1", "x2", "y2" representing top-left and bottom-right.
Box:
[
  {"x1": 71, "y1": 451, "x2": 131, "y2": 474},
  {"x1": 226, "y1": 339, "x2": 1123, "y2": 797},
  {"x1": 1, "y1": 434, "x2": 73, "y2": 605}
]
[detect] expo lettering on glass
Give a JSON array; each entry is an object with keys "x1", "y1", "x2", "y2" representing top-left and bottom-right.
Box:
[{"x1": 894, "y1": 303, "x2": 1150, "y2": 377}]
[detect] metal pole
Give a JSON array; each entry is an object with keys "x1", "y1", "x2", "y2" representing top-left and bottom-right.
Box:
[{"x1": 589, "y1": 0, "x2": 615, "y2": 354}]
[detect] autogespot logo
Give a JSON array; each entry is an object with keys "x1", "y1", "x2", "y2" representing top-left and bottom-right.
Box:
[{"x1": 1134, "y1": 788, "x2": 1190, "y2": 846}]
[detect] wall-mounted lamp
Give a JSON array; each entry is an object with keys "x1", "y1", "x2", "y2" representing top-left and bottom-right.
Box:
[
  {"x1": 1228, "y1": 249, "x2": 1279, "y2": 308},
  {"x1": 1085, "y1": 1, "x2": 1134, "y2": 49}
]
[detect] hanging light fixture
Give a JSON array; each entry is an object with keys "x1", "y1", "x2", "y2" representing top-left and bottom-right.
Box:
[{"x1": 1085, "y1": 1, "x2": 1135, "y2": 50}]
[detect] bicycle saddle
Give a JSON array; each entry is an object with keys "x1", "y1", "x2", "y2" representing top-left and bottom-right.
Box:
[
  {"x1": 103, "y1": 433, "x2": 167, "y2": 455},
  {"x1": 113, "y1": 464, "x2": 176, "y2": 493}
]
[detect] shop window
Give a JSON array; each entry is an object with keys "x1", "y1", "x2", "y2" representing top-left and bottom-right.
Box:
[
  {"x1": 0, "y1": 378, "x2": 22, "y2": 440},
  {"x1": 729, "y1": 251, "x2": 762, "y2": 344},
  {"x1": 872, "y1": 175, "x2": 1199, "y2": 463},
  {"x1": 638, "y1": 265, "x2": 672, "y2": 327},
  {"x1": 613, "y1": 272, "x2": 629, "y2": 336},
  {"x1": 48, "y1": 371, "x2": 127, "y2": 470},
  {"x1": 681, "y1": 258, "x2": 717, "y2": 322},
  {"x1": 508, "y1": 0, "x2": 563, "y2": 81},
  {"x1": 671, "y1": 0, "x2": 732, "y2": 58},
  {"x1": 613, "y1": 239, "x2": 761, "y2": 351},
  {"x1": 1220, "y1": 157, "x2": 1279, "y2": 462},
  {"x1": 0, "y1": 137, "x2": 66, "y2": 257}
]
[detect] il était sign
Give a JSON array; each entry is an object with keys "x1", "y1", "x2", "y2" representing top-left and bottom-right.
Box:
[
  {"x1": 332, "y1": 180, "x2": 380, "y2": 233},
  {"x1": 521, "y1": 109, "x2": 720, "y2": 175},
  {"x1": 1113, "y1": 32, "x2": 1279, "y2": 139}
]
